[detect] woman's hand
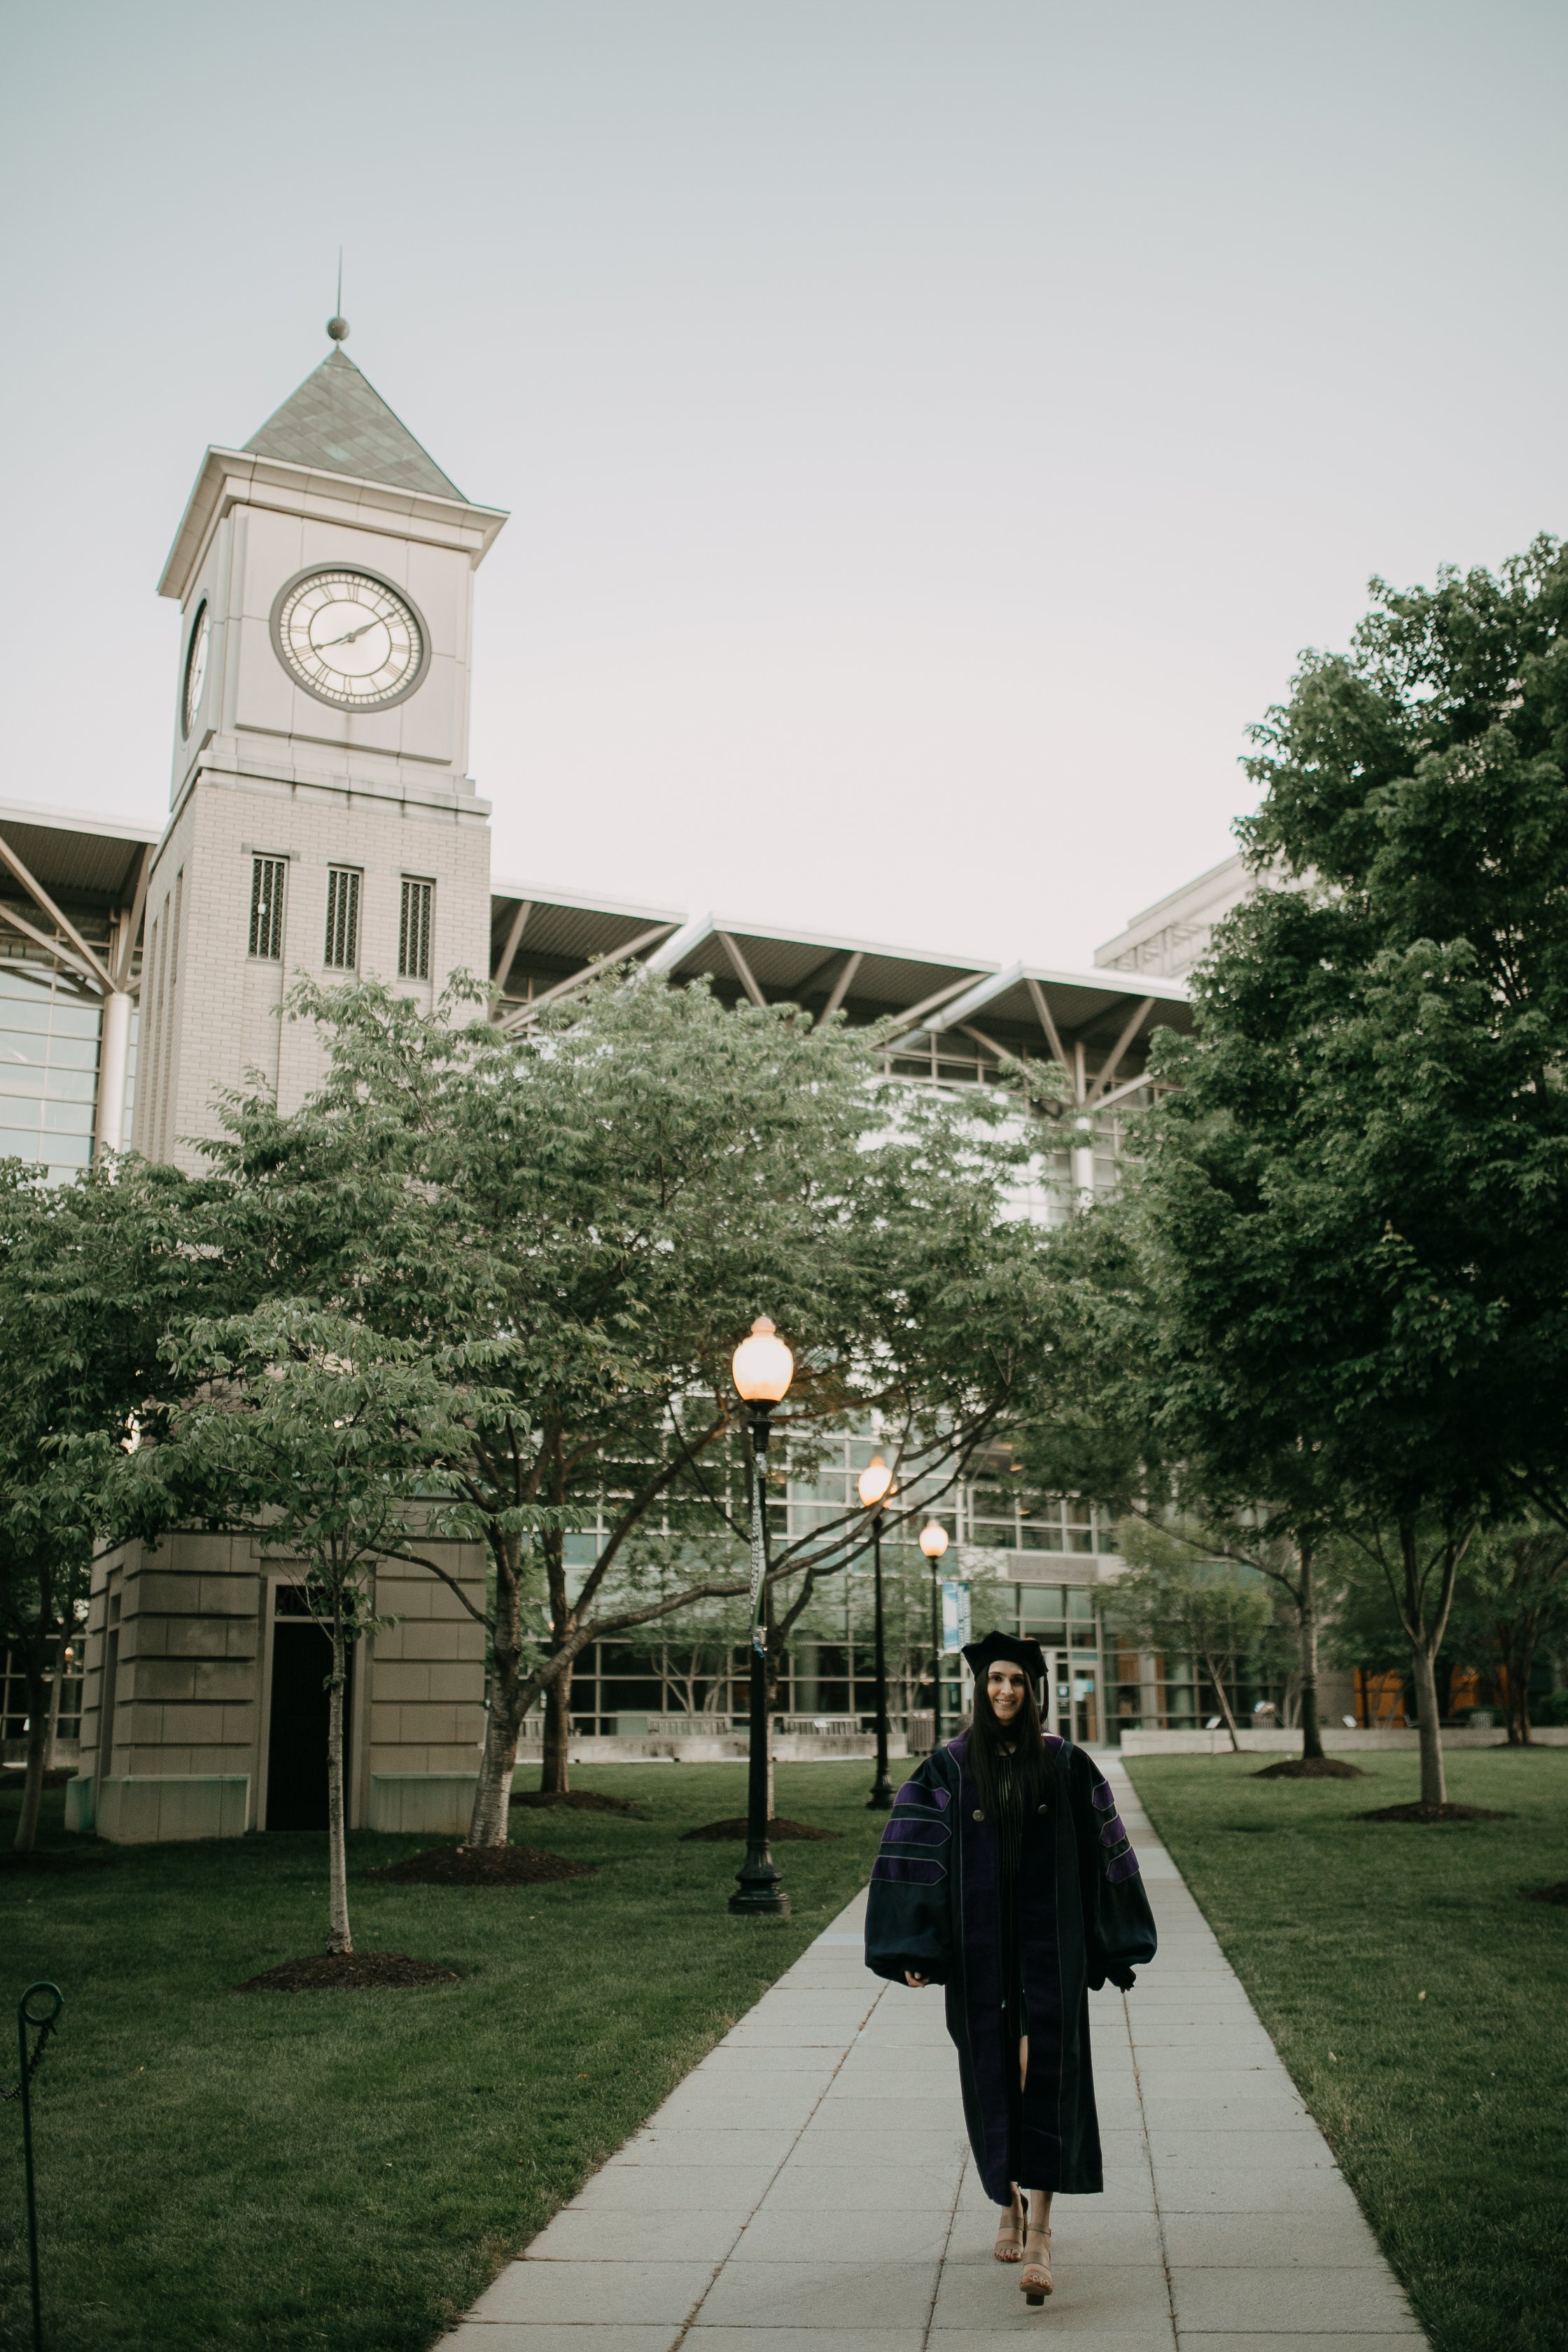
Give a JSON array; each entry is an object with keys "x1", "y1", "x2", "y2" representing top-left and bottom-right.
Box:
[{"x1": 904, "y1": 1969, "x2": 930, "y2": 1989}]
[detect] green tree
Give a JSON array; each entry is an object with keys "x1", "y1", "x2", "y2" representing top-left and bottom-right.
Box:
[
  {"x1": 1445, "y1": 1518, "x2": 1568, "y2": 1746},
  {"x1": 126, "y1": 1303, "x2": 489, "y2": 1951},
  {"x1": 208, "y1": 972, "x2": 1054, "y2": 1842},
  {"x1": 0, "y1": 1159, "x2": 215, "y2": 1851},
  {"x1": 1105, "y1": 1516, "x2": 1277, "y2": 1750},
  {"x1": 1132, "y1": 538, "x2": 1568, "y2": 1803},
  {"x1": 1011, "y1": 1192, "x2": 1345, "y2": 1765}
]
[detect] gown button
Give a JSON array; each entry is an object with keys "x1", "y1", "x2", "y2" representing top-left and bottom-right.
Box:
[
  {"x1": 1037, "y1": 1804, "x2": 1049, "y2": 1814},
  {"x1": 972, "y1": 1808, "x2": 985, "y2": 1821}
]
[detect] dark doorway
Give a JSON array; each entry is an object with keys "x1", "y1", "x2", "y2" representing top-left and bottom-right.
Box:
[{"x1": 265, "y1": 1588, "x2": 354, "y2": 1832}]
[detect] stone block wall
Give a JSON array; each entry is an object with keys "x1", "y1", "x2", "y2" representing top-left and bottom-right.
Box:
[{"x1": 80, "y1": 1527, "x2": 486, "y2": 1840}]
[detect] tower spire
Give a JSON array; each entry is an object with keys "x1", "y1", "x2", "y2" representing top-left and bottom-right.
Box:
[{"x1": 327, "y1": 249, "x2": 349, "y2": 344}]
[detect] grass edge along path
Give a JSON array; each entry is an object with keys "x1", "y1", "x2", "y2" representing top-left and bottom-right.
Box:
[
  {"x1": 0, "y1": 1761, "x2": 884, "y2": 2352},
  {"x1": 1125, "y1": 1748, "x2": 1568, "y2": 2352}
]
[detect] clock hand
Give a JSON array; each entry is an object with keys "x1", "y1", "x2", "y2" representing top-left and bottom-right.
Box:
[{"x1": 315, "y1": 617, "x2": 385, "y2": 651}]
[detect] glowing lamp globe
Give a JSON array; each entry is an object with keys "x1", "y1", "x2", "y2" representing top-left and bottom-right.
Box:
[
  {"x1": 732, "y1": 1316, "x2": 794, "y2": 1404},
  {"x1": 919, "y1": 1520, "x2": 949, "y2": 1561},
  {"x1": 858, "y1": 1453, "x2": 895, "y2": 1509}
]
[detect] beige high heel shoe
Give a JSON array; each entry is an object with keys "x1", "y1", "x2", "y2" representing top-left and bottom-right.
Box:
[
  {"x1": 1020, "y1": 2221, "x2": 1053, "y2": 2303},
  {"x1": 993, "y1": 2190, "x2": 1025, "y2": 2262}
]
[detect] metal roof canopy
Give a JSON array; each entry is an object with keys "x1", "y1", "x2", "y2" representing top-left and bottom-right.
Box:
[
  {"x1": 899, "y1": 958, "x2": 1191, "y2": 1110},
  {"x1": 489, "y1": 881, "x2": 686, "y2": 999},
  {"x1": 643, "y1": 910, "x2": 996, "y2": 1021},
  {"x1": 0, "y1": 799, "x2": 158, "y2": 910},
  {"x1": 484, "y1": 894, "x2": 1190, "y2": 1087}
]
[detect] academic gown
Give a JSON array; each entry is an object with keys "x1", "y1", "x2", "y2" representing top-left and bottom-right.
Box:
[{"x1": 863, "y1": 1731, "x2": 1157, "y2": 2203}]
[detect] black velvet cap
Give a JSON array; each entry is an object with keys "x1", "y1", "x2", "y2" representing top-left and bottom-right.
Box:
[{"x1": 962, "y1": 1630, "x2": 1049, "y2": 1686}]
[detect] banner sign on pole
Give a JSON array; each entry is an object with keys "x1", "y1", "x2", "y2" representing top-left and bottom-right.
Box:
[{"x1": 940, "y1": 1578, "x2": 972, "y2": 1656}]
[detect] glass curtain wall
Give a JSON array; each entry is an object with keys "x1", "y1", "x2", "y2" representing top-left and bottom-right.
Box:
[{"x1": 0, "y1": 938, "x2": 139, "y2": 1174}]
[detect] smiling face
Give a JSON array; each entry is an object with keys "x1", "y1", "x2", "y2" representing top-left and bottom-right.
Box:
[{"x1": 986, "y1": 1659, "x2": 1029, "y2": 1723}]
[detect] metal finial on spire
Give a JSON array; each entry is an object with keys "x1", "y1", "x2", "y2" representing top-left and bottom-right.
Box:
[{"x1": 327, "y1": 248, "x2": 349, "y2": 343}]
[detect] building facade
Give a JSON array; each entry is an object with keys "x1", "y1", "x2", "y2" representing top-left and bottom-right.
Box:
[
  {"x1": 4, "y1": 330, "x2": 1266, "y2": 1837},
  {"x1": 1094, "y1": 852, "x2": 1253, "y2": 981}
]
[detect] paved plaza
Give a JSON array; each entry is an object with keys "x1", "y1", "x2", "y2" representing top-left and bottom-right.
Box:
[{"x1": 438, "y1": 1763, "x2": 1424, "y2": 2352}]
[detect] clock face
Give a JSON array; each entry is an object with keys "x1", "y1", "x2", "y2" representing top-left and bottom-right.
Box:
[
  {"x1": 270, "y1": 567, "x2": 428, "y2": 710},
  {"x1": 181, "y1": 603, "x2": 209, "y2": 738}
]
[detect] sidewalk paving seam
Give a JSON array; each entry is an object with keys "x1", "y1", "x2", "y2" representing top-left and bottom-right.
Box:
[
  {"x1": 917, "y1": 2133, "x2": 966, "y2": 2352},
  {"x1": 1125, "y1": 1976, "x2": 1183, "y2": 2351},
  {"x1": 665, "y1": 1969, "x2": 894, "y2": 2352}
]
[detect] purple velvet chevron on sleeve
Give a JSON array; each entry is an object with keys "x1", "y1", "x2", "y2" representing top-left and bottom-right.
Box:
[
  {"x1": 871, "y1": 1852, "x2": 947, "y2": 1885},
  {"x1": 1105, "y1": 1847, "x2": 1142, "y2": 1884}
]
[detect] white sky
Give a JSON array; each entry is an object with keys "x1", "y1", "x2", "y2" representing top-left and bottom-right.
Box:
[{"x1": 3, "y1": 1, "x2": 1564, "y2": 969}]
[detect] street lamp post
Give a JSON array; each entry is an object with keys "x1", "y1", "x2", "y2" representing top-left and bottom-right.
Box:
[
  {"x1": 920, "y1": 1520, "x2": 950, "y2": 1751},
  {"x1": 729, "y1": 1316, "x2": 794, "y2": 1917},
  {"x1": 859, "y1": 1453, "x2": 895, "y2": 1810}
]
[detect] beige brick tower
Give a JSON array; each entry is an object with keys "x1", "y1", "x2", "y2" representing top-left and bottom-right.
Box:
[
  {"x1": 133, "y1": 330, "x2": 507, "y2": 1166},
  {"x1": 78, "y1": 332, "x2": 501, "y2": 1842}
]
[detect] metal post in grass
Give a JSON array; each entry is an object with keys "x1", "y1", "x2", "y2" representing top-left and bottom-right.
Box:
[
  {"x1": 920, "y1": 1520, "x2": 950, "y2": 1749},
  {"x1": 858, "y1": 1454, "x2": 895, "y2": 1809},
  {"x1": 7, "y1": 1982, "x2": 64, "y2": 2352},
  {"x1": 729, "y1": 1317, "x2": 794, "y2": 1917}
]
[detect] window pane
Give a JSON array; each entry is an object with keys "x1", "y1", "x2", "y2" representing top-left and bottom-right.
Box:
[
  {"x1": 249, "y1": 858, "x2": 286, "y2": 960},
  {"x1": 324, "y1": 868, "x2": 360, "y2": 970},
  {"x1": 398, "y1": 878, "x2": 433, "y2": 980}
]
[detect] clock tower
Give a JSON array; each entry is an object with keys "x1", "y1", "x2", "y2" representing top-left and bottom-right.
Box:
[{"x1": 134, "y1": 328, "x2": 507, "y2": 1167}]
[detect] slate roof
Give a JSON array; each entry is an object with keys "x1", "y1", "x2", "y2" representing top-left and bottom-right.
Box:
[{"x1": 243, "y1": 349, "x2": 465, "y2": 501}]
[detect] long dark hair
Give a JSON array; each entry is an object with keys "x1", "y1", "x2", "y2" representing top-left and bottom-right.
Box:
[{"x1": 966, "y1": 1662, "x2": 1049, "y2": 1819}]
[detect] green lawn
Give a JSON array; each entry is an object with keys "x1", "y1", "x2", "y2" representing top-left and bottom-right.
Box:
[
  {"x1": 0, "y1": 1764, "x2": 884, "y2": 2352},
  {"x1": 1126, "y1": 1747, "x2": 1568, "y2": 2352}
]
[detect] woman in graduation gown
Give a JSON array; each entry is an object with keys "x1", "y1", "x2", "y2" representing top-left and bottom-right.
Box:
[{"x1": 864, "y1": 1631, "x2": 1157, "y2": 2303}]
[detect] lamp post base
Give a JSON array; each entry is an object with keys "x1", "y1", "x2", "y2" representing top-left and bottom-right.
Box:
[
  {"x1": 866, "y1": 1779, "x2": 895, "y2": 1812},
  {"x1": 729, "y1": 1847, "x2": 790, "y2": 1916}
]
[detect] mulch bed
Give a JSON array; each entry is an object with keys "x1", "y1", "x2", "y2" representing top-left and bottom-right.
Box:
[
  {"x1": 680, "y1": 1816, "x2": 840, "y2": 1842},
  {"x1": 0, "y1": 1849, "x2": 109, "y2": 1874},
  {"x1": 512, "y1": 1788, "x2": 645, "y2": 1816},
  {"x1": 1357, "y1": 1802, "x2": 1512, "y2": 1823},
  {"x1": 1521, "y1": 1881, "x2": 1568, "y2": 1906},
  {"x1": 365, "y1": 1843, "x2": 596, "y2": 1886},
  {"x1": 1253, "y1": 1757, "x2": 1366, "y2": 1779},
  {"x1": 236, "y1": 1951, "x2": 461, "y2": 1992}
]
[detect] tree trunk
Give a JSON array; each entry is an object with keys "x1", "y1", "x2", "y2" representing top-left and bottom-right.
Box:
[
  {"x1": 12, "y1": 1646, "x2": 50, "y2": 1855},
  {"x1": 1395, "y1": 1520, "x2": 1459, "y2": 1808},
  {"x1": 1298, "y1": 1543, "x2": 1325, "y2": 1761},
  {"x1": 326, "y1": 1609, "x2": 353, "y2": 1955},
  {"x1": 1409, "y1": 1642, "x2": 1448, "y2": 1807},
  {"x1": 1205, "y1": 1652, "x2": 1242, "y2": 1751},
  {"x1": 468, "y1": 1534, "x2": 524, "y2": 1847},
  {"x1": 1497, "y1": 1615, "x2": 1536, "y2": 1747},
  {"x1": 542, "y1": 1661, "x2": 573, "y2": 1795}
]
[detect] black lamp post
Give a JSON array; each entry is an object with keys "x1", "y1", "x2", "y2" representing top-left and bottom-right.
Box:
[
  {"x1": 729, "y1": 1316, "x2": 793, "y2": 1917},
  {"x1": 920, "y1": 1519, "x2": 950, "y2": 1750},
  {"x1": 859, "y1": 1453, "x2": 895, "y2": 1810}
]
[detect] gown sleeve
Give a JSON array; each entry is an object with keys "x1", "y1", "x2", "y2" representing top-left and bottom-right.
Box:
[
  {"x1": 863, "y1": 1753, "x2": 957, "y2": 1986},
  {"x1": 1072, "y1": 1751, "x2": 1158, "y2": 1991}
]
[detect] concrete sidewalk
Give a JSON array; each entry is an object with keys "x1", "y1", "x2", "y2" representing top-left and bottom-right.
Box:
[{"x1": 437, "y1": 1760, "x2": 1424, "y2": 2352}]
